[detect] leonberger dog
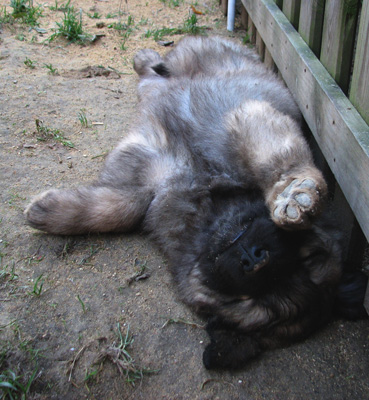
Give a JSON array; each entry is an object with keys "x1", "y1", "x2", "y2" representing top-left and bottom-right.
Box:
[{"x1": 25, "y1": 36, "x2": 367, "y2": 369}]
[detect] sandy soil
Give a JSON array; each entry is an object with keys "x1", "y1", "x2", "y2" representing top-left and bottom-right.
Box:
[{"x1": 0, "y1": 0, "x2": 368, "y2": 399}]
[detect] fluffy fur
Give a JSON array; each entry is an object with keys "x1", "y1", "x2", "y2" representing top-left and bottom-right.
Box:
[{"x1": 25, "y1": 36, "x2": 367, "y2": 369}]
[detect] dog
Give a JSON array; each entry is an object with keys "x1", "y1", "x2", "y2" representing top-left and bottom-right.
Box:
[{"x1": 25, "y1": 36, "x2": 367, "y2": 369}]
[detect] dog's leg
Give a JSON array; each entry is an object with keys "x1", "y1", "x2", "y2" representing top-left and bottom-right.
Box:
[
  {"x1": 227, "y1": 100, "x2": 327, "y2": 229},
  {"x1": 25, "y1": 185, "x2": 152, "y2": 235},
  {"x1": 25, "y1": 138, "x2": 160, "y2": 235}
]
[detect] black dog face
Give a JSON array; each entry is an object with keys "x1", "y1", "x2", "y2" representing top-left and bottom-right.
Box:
[{"x1": 199, "y1": 199, "x2": 304, "y2": 297}]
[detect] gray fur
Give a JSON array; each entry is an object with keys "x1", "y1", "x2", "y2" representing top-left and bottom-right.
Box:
[{"x1": 25, "y1": 37, "x2": 350, "y2": 369}]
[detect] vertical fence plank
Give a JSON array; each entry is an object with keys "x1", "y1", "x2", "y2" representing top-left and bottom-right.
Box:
[
  {"x1": 282, "y1": 0, "x2": 301, "y2": 29},
  {"x1": 248, "y1": 18, "x2": 256, "y2": 43},
  {"x1": 320, "y1": 0, "x2": 359, "y2": 94},
  {"x1": 350, "y1": 0, "x2": 369, "y2": 125},
  {"x1": 256, "y1": 32, "x2": 266, "y2": 59},
  {"x1": 264, "y1": 48, "x2": 276, "y2": 70},
  {"x1": 298, "y1": 0, "x2": 325, "y2": 57},
  {"x1": 241, "y1": 5, "x2": 248, "y2": 29}
]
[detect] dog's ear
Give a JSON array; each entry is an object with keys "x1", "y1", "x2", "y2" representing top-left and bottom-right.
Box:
[
  {"x1": 152, "y1": 63, "x2": 171, "y2": 77},
  {"x1": 203, "y1": 317, "x2": 261, "y2": 370}
]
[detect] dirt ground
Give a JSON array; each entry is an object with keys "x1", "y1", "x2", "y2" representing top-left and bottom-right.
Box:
[{"x1": 0, "y1": 0, "x2": 368, "y2": 399}]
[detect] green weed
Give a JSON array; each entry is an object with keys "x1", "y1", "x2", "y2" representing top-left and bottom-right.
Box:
[
  {"x1": 77, "y1": 109, "x2": 89, "y2": 127},
  {"x1": 77, "y1": 295, "x2": 87, "y2": 313},
  {"x1": 0, "y1": 6, "x2": 14, "y2": 25},
  {"x1": 28, "y1": 274, "x2": 44, "y2": 296},
  {"x1": 50, "y1": 6, "x2": 91, "y2": 43},
  {"x1": 87, "y1": 11, "x2": 101, "y2": 19},
  {"x1": 0, "y1": 262, "x2": 18, "y2": 282},
  {"x1": 49, "y1": 0, "x2": 70, "y2": 12},
  {"x1": 35, "y1": 119, "x2": 75, "y2": 148},
  {"x1": 108, "y1": 14, "x2": 134, "y2": 33},
  {"x1": 24, "y1": 57, "x2": 36, "y2": 69},
  {"x1": 0, "y1": 368, "x2": 38, "y2": 399},
  {"x1": 10, "y1": 0, "x2": 42, "y2": 26},
  {"x1": 159, "y1": 0, "x2": 183, "y2": 7},
  {"x1": 145, "y1": 14, "x2": 207, "y2": 41},
  {"x1": 93, "y1": 323, "x2": 156, "y2": 386},
  {"x1": 43, "y1": 63, "x2": 58, "y2": 74}
]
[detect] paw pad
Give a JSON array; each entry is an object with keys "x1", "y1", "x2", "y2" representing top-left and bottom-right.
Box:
[{"x1": 272, "y1": 177, "x2": 322, "y2": 227}]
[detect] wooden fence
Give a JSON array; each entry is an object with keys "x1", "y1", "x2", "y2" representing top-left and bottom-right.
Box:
[{"x1": 220, "y1": 0, "x2": 369, "y2": 273}]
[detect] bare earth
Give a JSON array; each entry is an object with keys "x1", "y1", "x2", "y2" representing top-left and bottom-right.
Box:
[{"x1": 0, "y1": 0, "x2": 368, "y2": 399}]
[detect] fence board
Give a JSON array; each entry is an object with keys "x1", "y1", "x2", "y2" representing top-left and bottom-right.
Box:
[
  {"x1": 320, "y1": 0, "x2": 359, "y2": 93},
  {"x1": 282, "y1": 0, "x2": 301, "y2": 29},
  {"x1": 298, "y1": 0, "x2": 325, "y2": 56},
  {"x1": 350, "y1": 0, "x2": 369, "y2": 125},
  {"x1": 241, "y1": 0, "x2": 369, "y2": 242}
]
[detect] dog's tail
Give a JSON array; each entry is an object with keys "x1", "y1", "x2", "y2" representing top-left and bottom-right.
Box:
[{"x1": 334, "y1": 270, "x2": 368, "y2": 320}]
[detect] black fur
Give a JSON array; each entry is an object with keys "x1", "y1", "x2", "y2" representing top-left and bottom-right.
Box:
[{"x1": 25, "y1": 36, "x2": 368, "y2": 370}]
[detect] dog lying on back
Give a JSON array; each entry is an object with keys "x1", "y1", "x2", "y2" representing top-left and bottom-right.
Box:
[{"x1": 25, "y1": 36, "x2": 367, "y2": 369}]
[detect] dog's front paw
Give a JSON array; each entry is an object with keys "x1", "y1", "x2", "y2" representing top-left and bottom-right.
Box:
[
  {"x1": 271, "y1": 177, "x2": 326, "y2": 229},
  {"x1": 203, "y1": 327, "x2": 261, "y2": 370}
]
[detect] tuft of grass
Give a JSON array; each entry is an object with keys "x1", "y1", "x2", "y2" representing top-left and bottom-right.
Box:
[
  {"x1": 10, "y1": 0, "x2": 42, "y2": 26},
  {"x1": 145, "y1": 14, "x2": 207, "y2": 41},
  {"x1": 49, "y1": 6, "x2": 92, "y2": 43},
  {"x1": 77, "y1": 295, "x2": 87, "y2": 313},
  {"x1": 49, "y1": 0, "x2": 70, "y2": 12},
  {"x1": 159, "y1": 0, "x2": 183, "y2": 7},
  {"x1": 0, "y1": 6, "x2": 14, "y2": 26},
  {"x1": 0, "y1": 368, "x2": 39, "y2": 399},
  {"x1": 28, "y1": 274, "x2": 44, "y2": 296},
  {"x1": 35, "y1": 119, "x2": 75, "y2": 148},
  {"x1": 77, "y1": 109, "x2": 89, "y2": 128},
  {"x1": 93, "y1": 324, "x2": 157, "y2": 386},
  {"x1": 43, "y1": 63, "x2": 58, "y2": 74},
  {"x1": 107, "y1": 14, "x2": 135, "y2": 49},
  {"x1": 87, "y1": 11, "x2": 101, "y2": 19},
  {"x1": 0, "y1": 262, "x2": 18, "y2": 283},
  {"x1": 24, "y1": 57, "x2": 36, "y2": 69}
]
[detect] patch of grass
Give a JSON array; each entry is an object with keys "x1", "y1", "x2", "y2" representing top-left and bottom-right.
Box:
[
  {"x1": 0, "y1": 368, "x2": 38, "y2": 399},
  {"x1": 0, "y1": 262, "x2": 18, "y2": 283},
  {"x1": 242, "y1": 29, "x2": 251, "y2": 45},
  {"x1": 49, "y1": 6, "x2": 92, "y2": 43},
  {"x1": 108, "y1": 14, "x2": 134, "y2": 33},
  {"x1": 93, "y1": 324, "x2": 157, "y2": 386},
  {"x1": 28, "y1": 274, "x2": 44, "y2": 296},
  {"x1": 10, "y1": 0, "x2": 43, "y2": 26},
  {"x1": 145, "y1": 14, "x2": 207, "y2": 41},
  {"x1": 35, "y1": 119, "x2": 75, "y2": 148},
  {"x1": 78, "y1": 244, "x2": 100, "y2": 265},
  {"x1": 49, "y1": 0, "x2": 70, "y2": 12},
  {"x1": 0, "y1": 6, "x2": 15, "y2": 26},
  {"x1": 24, "y1": 57, "x2": 36, "y2": 69},
  {"x1": 77, "y1": 295, "x2": 87, "y2": 313},
  {"x1": 77, "y1": 109, "x2": 89, "y2": 128},
  {"x1": 159, "y1": 0, "x2": 183, "y2": 7},
  {"x1": 43, "y1": 63, "x2": 58, "y2": 74},
  {"x1": 87, "y1": 11, "x2": 101, "y2": 19}
]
